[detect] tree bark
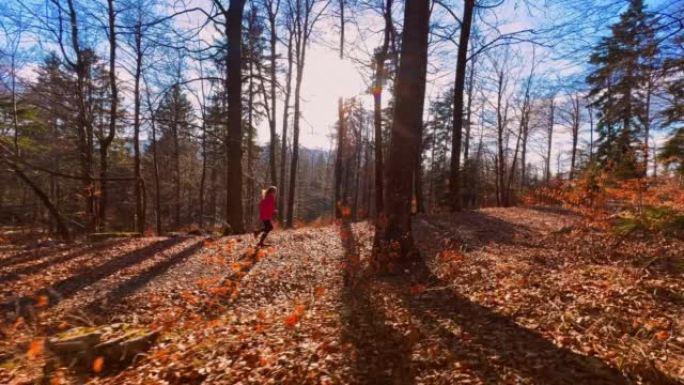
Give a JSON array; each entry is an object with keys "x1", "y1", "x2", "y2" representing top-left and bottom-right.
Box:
[
  {"x1": 373, "y1": 0, "x2": 430, "y2": 262},
  {"x1": 546, "y1": 97, "x2": 555, "y2": 183},
  {"x1": 223, "y1": 0, "x2": 247, "y2": 234},
  {"x1": 372, "y1": 0, "x2": 393, "y2": 217},
  {"x1": 448, "y1": 0, "x2": 475, "y2": 212},
  {"x1": 279, "y1": 28, "x2": 294, "y2": 218},
  {"x1": 334, "y1": 97, "x2": 346, "y2": 217},
  {"x1": 65, "y1": 0, "x2": 96, "y2": 233},
  {"x1": 286, "y1": 38, "x2": 306, "y2": 228},
  {"x1": 133, "y1": 20, "x2": 144, "y2": 233},
  {"x1": 96, "y1": 0, "x2": 119, "y2": 231},
  {"x1": 266, "y1": 0, "x2": 279, "y2": 187}
]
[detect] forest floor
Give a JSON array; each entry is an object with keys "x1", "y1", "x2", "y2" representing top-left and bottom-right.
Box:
[{"x1": 0, "y1": 207, "x2": 682, "y2": 385}]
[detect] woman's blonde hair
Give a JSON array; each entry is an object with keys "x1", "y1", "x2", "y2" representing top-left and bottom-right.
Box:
[{"x1": 262, "y1": 186, "x2": 277, "y2": 198}]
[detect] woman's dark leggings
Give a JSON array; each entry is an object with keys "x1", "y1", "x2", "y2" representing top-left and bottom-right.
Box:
[{"x1": 258, "y1": 220, "x2": 273, "y2": 245}]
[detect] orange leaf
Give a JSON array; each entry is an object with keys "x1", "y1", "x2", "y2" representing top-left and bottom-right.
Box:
[
  {"x1": 655, "y1": 330, "x2": 669, "y2": 341},
  {"x1": 284, "y1": 313, "x2": 300, "y2": 327},
  {"x1": 256, "y1": 249, "x2": 268, "y2": 260},
  {"x1": 36, "y1": 295, "x2": 49, "y2": 307},
  {"x1": 92, "y1": 356, "x2": 105, "y2": 373},
  {"x1": 231, "y1": 262, "x2": 242, "y2": 273},
  {"x1": 26, "y1": 339, "x2": 43, "y2": 359}
]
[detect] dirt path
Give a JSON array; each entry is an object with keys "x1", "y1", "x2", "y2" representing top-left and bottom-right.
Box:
[{"x1": 1, "y1": 208, "x2": 682, "y2": 385}]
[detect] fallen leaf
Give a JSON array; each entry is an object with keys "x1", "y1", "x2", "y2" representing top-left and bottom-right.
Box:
[
  {"x1": 92, "y1": 356, "x2": 105, "y2": 373},
  {"x1": 26, "y1": 339, "x2": 43, "y2": 359}
]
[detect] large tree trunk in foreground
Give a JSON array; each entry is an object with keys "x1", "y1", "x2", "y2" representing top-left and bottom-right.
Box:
[
  {"x1": 372, "y1": 0, "x2": 394, "y2": 218},
  {"x1": 373, "y1": 0, "x2": 430, "y2": 265},
  {"x1": 224, "y1": 0, "x2": 247, "y2": 234},
  {"x1": 448, "y1": 0, "x2": 474, "y2": 212}
]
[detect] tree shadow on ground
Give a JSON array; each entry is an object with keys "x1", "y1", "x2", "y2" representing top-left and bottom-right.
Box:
[
  {"x1": 0, "y1": 239, "x2": 128, "y2": 284},
  {"x1": 394, "y1": 262, "x2": 632, "y2": 385},
  {"x1": 406, "y1": 211, "x2": 679, "y2": 385},
  {"x1": 419, "y1": 211, "x2": 535, "y2": 248},
  {"x1": 0, "y1": 244, "x2": 75, "y2": 269},
  {"x1": 339, "y1": 220, "x2": 415, "y2": 385},
  {"x1": 0, "y1": 237, "x2": 186, "y2": 320},
  {"x1": 82, "y1": 239, "x2": 206, "y2": 321}
]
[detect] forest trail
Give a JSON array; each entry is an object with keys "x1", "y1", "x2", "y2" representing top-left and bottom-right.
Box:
[{"x1": 1, "y1": 207, "x2": 682, "y2": 384}]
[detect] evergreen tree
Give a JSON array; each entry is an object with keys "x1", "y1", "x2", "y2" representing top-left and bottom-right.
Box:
[
  {"x1": 586, "y1": 0, "x2": 658, "y2": 178},
  {"x1": 658, "y1": 35, "x2": 684, "y2": 176},
  {"x1": 426, "y1": 88, "x2": 453, "y2": 209},
  {"x1": 153, "y1": 85, "x2": 195, "y2": 228}
]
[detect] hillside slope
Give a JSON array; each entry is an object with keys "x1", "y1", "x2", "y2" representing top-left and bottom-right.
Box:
[{"x1": 0, "y1": 207, "x2": 682, "y2": 384}]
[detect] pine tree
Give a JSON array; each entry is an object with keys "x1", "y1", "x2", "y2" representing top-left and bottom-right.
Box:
[
  {"x1": 154, "y1": 85, "x2": 195, "y2": 228},
  {"x1": 426, "y1": 88, "x2": 453, "y2": 210},
  {"x1": 586, "y1": 0, "x2": 658, "y2": 178},
  {"x1": 658, "y1": 35, "x2": 684, "y2": 175}
]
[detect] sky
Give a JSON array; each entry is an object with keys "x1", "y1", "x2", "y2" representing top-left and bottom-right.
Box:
[{"x1": 1, "y1": 0, "x2": 678, "y2": 176}]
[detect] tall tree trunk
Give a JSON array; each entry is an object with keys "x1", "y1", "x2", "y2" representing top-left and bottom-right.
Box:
[
  {"x1": 643, "y1": 74, "x2": 653, "y2": 176},
  {"x1": 267, "y1": 1, "x2": 279, "y2": 187},
  {"x1": 247, "y1": 43, "x2": 255, "y2": 228},
  {"x1": 505, "y1": 123, "x2": 522, "y2": 207},
  {"x1": 66, "y1": 0, "x2": 96, "y2": 233},
  {"x1": 546, "y1": 97, "x2": 555, "y2": 183},
  {"x1": 209, "y1": 156, "x2": 217, "y2": 226},
  {"x1": 335, "y1": 97, "x2": 346, "y2": 217},
  {"x1": 97, "y1": 0, "x2": 119, "y2": 231},
  {"x1": 223, "y1": 0, "x2": 247, "y2": 234},
  {"x1": 144, "y1": 79, "x2": 163, "y2": 235},
  {"x1": 197, "y1": 42, "x2": 209, "y2": 228},
  {"x1": 495, "y1": 70, "x2": 506, "y2": 207},
  {"x1": 133, "y1": 21, "x2": 144, "y2": 233},
  {"x1": 373, "y1": 0, "x2": 430, "y2": 262},
  {"x1": 172, "y1": 116, "x2": 181, "y2": 228},
  {"x1": 372, "y1": 0, "x2": 393, "y2": 218},
  {"x1": 569, "y1": 94, "x2": 580, "y2": 180},
  {"x1": 199, "y1": 123, "x2": 207, "y2": 229},
  {"x1": 287, "y1": 44, "x2": 306, "y2": 228},
  {"x1": 463, "y1": 53, "x2": 476, "y2": 164},
  {"x1": 448, "y1": 0, "x2": 474, "y2": 212},
  {"x1": 279, "y1": 29, "x2": 294, "y2": 218}
]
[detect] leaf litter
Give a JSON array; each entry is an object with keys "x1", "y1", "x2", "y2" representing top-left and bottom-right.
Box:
[{"x1": 0, "y1": 207, "x2": 681, "y2": 384}]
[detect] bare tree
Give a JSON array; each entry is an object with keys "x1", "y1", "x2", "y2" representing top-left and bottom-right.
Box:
[
  {"x1": 560, "y1": 91, "x2": 582, "y2": 179},
  {"x1": 373, "y1": 0, "x2": 430, "y2": 262},
  {"x1": 545, "y1": 96, "x2": 555, "y2": 183},
  {"x1": 215, "y1": 0, "x2": 247, "y2": 234},
  {"x1": 262, "y1": 0, "x2": 281, "y2": 186},
  {"x1": 285, "y1": 0, "x2": 329, "y2": 228},
  {"x1": 448, "y1": 0, "x2": 475, "y2": 212},
  {"x1": 279, "y1": 25, "x2": 294, "y2": 217}
]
